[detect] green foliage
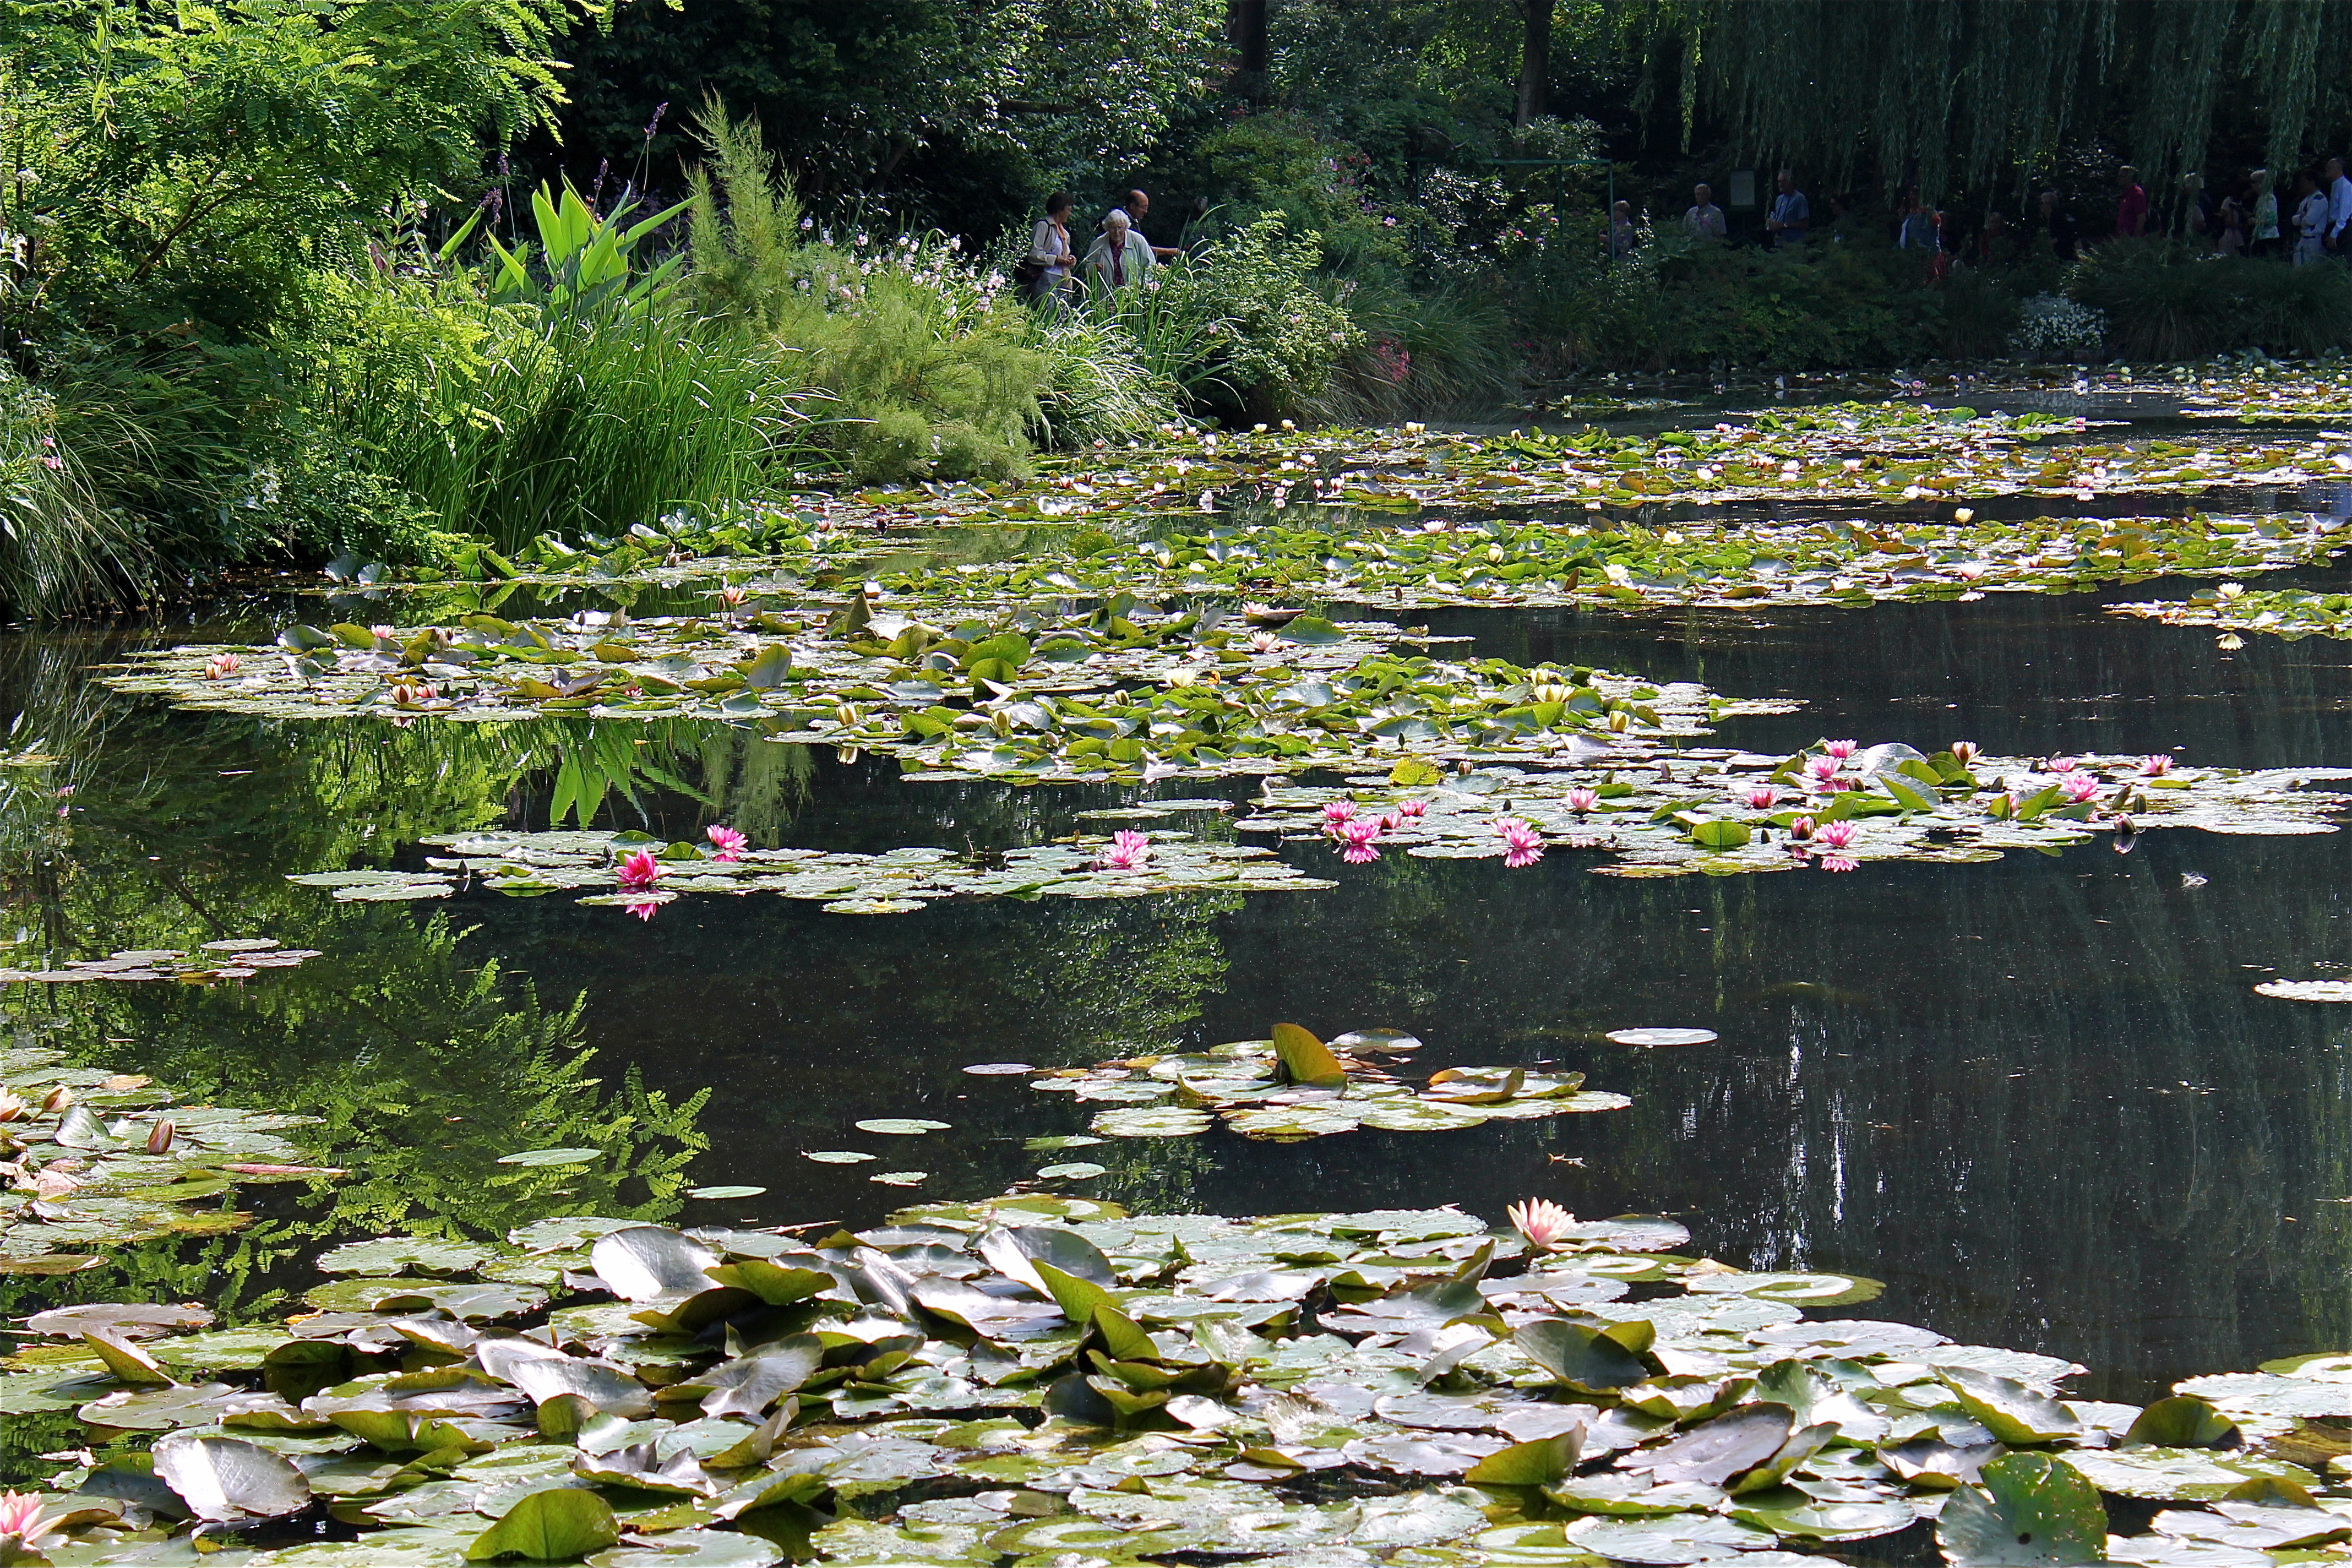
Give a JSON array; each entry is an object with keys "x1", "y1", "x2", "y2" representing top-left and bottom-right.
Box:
[
  {"x1": 2066, "y1": 241, "x2": 2352, "y2": 361},
  {"x1": 0, "y1": 0, "x2": 617, "y2": 609},
  {"x1": 1019, "y1": 308, "x2": 1188, "y2": 447},
  {"x1": 1185, "y1": 113, "x2": 1412, "y2": 280},
  {"x1": 0, "y1": 364, "x2": 151, "y2": 613},
  {"x1": 287, "y1": 251, "x2": 799, "y2": 554},
  {"x1": 1626, "y1": 0, "x2": 2352, "y2": 197},
  {"x1": 1151, "y1": 216, "x2": 1366, "y2": 421},
  {"x1": 686, "y1": 101, "x2": 807, "y2": 332},
  {"x1": 682, "y1": 107, "x2": 1048, "y2": 481},
  {"x1": 550, "y1": 0, "x2": 1226, "y2": 233}
]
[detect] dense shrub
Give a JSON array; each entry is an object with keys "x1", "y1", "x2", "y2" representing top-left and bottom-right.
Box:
[{"x1": 2066, "y1": 241, "x2": 2352, "y2": 360}]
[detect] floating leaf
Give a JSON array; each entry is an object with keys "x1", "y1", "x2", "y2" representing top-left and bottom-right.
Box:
[
  {"x1": 1605, "y1": 1028, "x2": 1718, "y2": 1047},
  {"x1": 854, "y1": 1119, "x2": 951, "y2": 1136},
  {"x1": 466, "y1": 1488, "x2": 623, "y2": 1561},
  {"x1": 1939, "y1": 1453, "x2": 2107, "y2": 1566},
  {"x1": 497, "y1": 1147, "x2": 602, "y2": 1168}
]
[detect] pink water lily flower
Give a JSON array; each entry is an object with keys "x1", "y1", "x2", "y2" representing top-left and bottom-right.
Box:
[
  {"x1": 0, "y1": 1491, "x2": 50, "y2": 1539},
  {"x1": 1814, "y1": 820, "x2": 1858, "y2": 850},
  {"x1": 1741, "y1": 785, "x2": 1778, "y2": 810},
  {"x1": 1338, "y1": 817, "x2": 1384, "y2": 864},
  {"x1": 1096, "y1": 830, "x2": 1152, "y2": 872},
  {"x1": 625, "y1": 900, "x2": 660, "y2": 922},
  {"x1": 1507, "y1": 1197, "x2": 1575, "y2": 1248},
  {"x1": 2050, "y1": 756, "x2": 2080, "y2": 775},
  {"x1": 1950, "y1": 741, "x2": 1979, "y2": 765},
  {"x1": 2061, "y1": 772, "x2": 2100, "y2": 803},
  {"x1": 616, "y1": 849, "x2": 662, "y2": 891},
  {"x1": 203, "y1": 653, "x2": 239, "y2": 681},
  {"x1": 1563, "y1": 787, "x2": 1599, "y2": 813},
  {"x1": 1824, "y1": 739, "x2": 1858, "y2": 759},
  {"x1": 1804, "y1": 755, "x2": 1841, "y2": 782},
  {"x1": 1493, "y1": 817, "x2": 1545, "y2": 867},
  {"x1": 706, "y1": 825, "x2": 747, "y2": 861},
  {"x1": 1321, "y1": 799, "x2": 1359, "y2": 830},
  {"x1": 1396, "y1": 799, "x2": 1428, "y2": 820},
  {"x1": 1819, "y1": 854, "x2": 1859, "y2": 873},
  {"x1": 2141, "y1": 754, "x2": 2173, "y2": 776},
  {"x1": 1375, "y1": 812, "x2": 1401, "y2": 832}
]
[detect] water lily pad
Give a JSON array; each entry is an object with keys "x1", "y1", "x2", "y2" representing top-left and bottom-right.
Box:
[
  {"x1": 1604, "y1": 1028, "x2": 1719, "y2": 1047},
  {"x1": 1035, "y1": 1163, "x2": 1107, "y2": 1180},
  {"x1": 497, "y1": 1147, "x2": 603, "y2": 1167},
  {"x1": 1092, "y1": 1106, "x2": 1215, "y2": 1138},
  {"x1": 803, "y1": 1151, "x2": 877, "y2": 1163},
  {"x1": 856, "y1": 1119, "x2": 952, "y2": 1135},
  {"x1": 871, "y1": 1172, "x2": 930, "y2": 1186},
  {"x1": 689, "y1": 1186, "x2": 769, "y2": 1200},
  {"x1": 963, "y1": 1063, "x2": 1037, "y2": 1075},
  {"x1": 317, "y1": 1237, "x2": 493, "y2": 1275},
  {"x1": 1562, "y1": 1513, "x2": 1776, "y2": 1562},
  {"x1": 2253, "y1": 981, "x2": 2352, "y2": 1001}
]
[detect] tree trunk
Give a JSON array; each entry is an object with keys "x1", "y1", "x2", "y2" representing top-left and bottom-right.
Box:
[
  {"x1": 1229, "y1": 0, "x2": 1268, "y2": 104},
  {"x1": 1515, "y1": 0, "x2": 1550, "y2": 127}
]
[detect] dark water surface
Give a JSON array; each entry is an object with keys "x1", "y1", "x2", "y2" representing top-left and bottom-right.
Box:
[{"x1": 4, "y1": 567, "x2": 2351, "y2": 1427}]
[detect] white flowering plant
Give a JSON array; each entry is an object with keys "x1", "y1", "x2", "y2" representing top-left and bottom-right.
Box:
[{"x1": 2010, "y1": 294, "x2": 2108, "y2": 359}]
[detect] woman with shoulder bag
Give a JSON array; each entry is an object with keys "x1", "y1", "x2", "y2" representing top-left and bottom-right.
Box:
[{"x1": 1021, "y1": 192, "x2": 1077, "y2": 308}]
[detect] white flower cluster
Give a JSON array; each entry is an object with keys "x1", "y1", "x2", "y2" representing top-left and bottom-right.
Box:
[{"x1": 2010, "y1": 294, "x2": 2108, "y2": 358}]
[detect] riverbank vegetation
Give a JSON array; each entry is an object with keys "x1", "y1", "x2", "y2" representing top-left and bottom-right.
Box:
[{"x1": 9, "y1": 1, "x2": 2352, "y2": 616}]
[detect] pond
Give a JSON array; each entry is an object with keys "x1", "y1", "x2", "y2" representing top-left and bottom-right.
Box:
[{"x1": 2, "y1": 381, "x2": 2350, "y2": 1563}]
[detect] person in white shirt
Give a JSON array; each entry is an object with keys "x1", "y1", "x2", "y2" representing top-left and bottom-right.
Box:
[
  {"x1": 1684, "y1": 183, "x2": 1727, "y2": 241},
  {"x1": 2328, "y1": 157, "x2": 2352, "y2": 251},
  {"x1": 2294, "y1": 170, "x2": 2329, "y2": 265}
]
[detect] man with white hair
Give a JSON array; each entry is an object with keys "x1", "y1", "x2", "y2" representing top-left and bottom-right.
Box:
[{"x1": 1084, "y1": 208, "x2": 1155, "y2": 292}]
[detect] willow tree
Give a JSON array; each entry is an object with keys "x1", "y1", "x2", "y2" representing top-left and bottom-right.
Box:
[{"x1": 1620, "y1": 0, "x2": 2352, "y2": 196}]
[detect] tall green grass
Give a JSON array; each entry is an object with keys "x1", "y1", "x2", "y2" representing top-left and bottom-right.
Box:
[
  {"x1": 297, "y1": 257, "x2": 803, "y2": 556},
  {"x1": 0, "y1": 365, "x2": 154, "y2": 613}
]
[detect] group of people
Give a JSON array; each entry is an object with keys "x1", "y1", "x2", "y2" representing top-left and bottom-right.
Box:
[
  {"x1": 1633, "y1": 160, "x2": 2352, "y2": 271},
  {"x1": 1021, "y1": 188, "x2": 1181, "y2": 306},
  {"x1": 2157, "y1": 161, "x2": 2352, "y2": 264}
]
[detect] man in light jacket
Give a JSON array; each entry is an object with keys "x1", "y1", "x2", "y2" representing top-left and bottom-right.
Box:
[
  {"x1": 1084, "y1": 209, "x2": 1155, "y2": 293},
  {"x1": 2328, "y1": 158, "x2": 2352, "y2": 252}
]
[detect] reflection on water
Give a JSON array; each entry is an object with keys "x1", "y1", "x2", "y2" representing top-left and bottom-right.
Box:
[{"x1": 1, "y1": 583, "x2": 2349, "y2": 1426}]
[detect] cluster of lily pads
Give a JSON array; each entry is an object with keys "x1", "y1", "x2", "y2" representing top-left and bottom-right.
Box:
[
  {"x1": 0, "y1": 1041, "x2": 341, "y2": 1276},
  {"x1": 851, "y1": 508, "x2": 2345, "y2": 614},
  {"x1": 105, "y1": 609, "x2": 1769, "y2": 786},
  {"x1": 1233, "y1": 742, "x2": 2352, "y2": 880},
  {"x1": 289, "y1": 821, "x2": 1328, "y2": 919},
  {"x1": 0, "y1": 941, "x2": 317, "y2": 988},
  {"x1": 2, "y1": 1192, "x2": 2348, "y2": 1568},
  {"x1": 813, "y1": 404, "x2": 2352, "y2": 531},
  {"x1": 1025, "y1": 1023, "x2": 1629, "y2": 1143},
  {"x1": 314, "y1": 397, "x2": 2352, "y2": 602},
  {"x1": 2110, "y1": 581, "x2": 2352, "y2": 648}
]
